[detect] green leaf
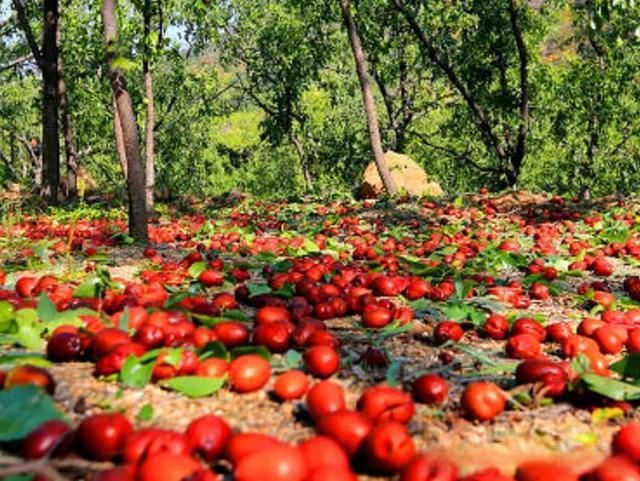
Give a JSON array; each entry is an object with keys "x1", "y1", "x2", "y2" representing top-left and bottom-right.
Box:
[
  {"x1": 468, "y1": 308, "x2": 487, "y2": 326},
  {"x1": 159, "y1": 376, "x2": 225, "y2": 398},
  {"x1": 600, "y1": 223, "x2": 630, "y2": 244},
  {"x1": 302, "y1": 238, "x2": 320, "y2": 253},
  {"x1": 136, "y1": 403, "x2": 154, "y2": 421},
  {"x1": 3, "y1": 475, "x2": 34, "y2": 481},
  {"x1": 41, "y1": 313, "x2": 84, "y2": 333},
  {"x1": 231, "y1": 345, "x2": 272, "y2": 361},
  {"x1": 581, "y1": 373, "x2": 640, "y2": 400},
  {"x1": 15, "y1": 309, "x2": 38, "y2": 325},
  {"x1": 274, "y1": 284, "x2": 296, "y2": 299},
  {"x1": 221, "y1": 309, "x2": 251, "y2": 322},
  {"x1": 1, "y1": 310, "x2": 43, "y2": 350},
  {"x1": 163, "y1": 348, "x2": 184, "y2": 367},
  {"x1": 165, "y1": 292, "x2": 190, "y2": 308},
  {"x1": 73, "y1": 275, "x2": 103, "y2": 299},
  {"x1": 0, "y1": 352, "x2": 50, "y2": 368},
  {"x1": 283, "y1": 349, "x2": 303, "y2": 369},
  {"x1": 376, "y1": 320, "x2": 414, "y2": 337},
  {"x1": 198, "y1": 341, "x2": 230, "y2": 361},
  {"x1": 449, "y1": 342, "x2": 502, "y2": 367},
  {"x1": 0, "y1": 301, "x2": 15, "y2": 331},
  {"x1": 571, "y1": 354, "x2": 592, "y2": 376},
  {"x1": 611, "y1": 354, "x2": 640, "y2": 379},
  {"x1": 112, "y1": 56, "x2": 136, "y2": 71},
  {"x1": 246, "y1": 283, "x2": 272, "y2": 297},
  {"x1": 0, "y1": 385, "x2": 66, "y2": 441},
  {"x1": 36, "y1": 293, "x2": 58, "y2": 323},
  {"x1": 120, "y1": 355, "x2": 155, "y2": 387},
  {"x1": 118, "y1": 307, "x2": 130, "y2": 332},
  {"x1": 272, "y1": 260, "x2": 293, "y2": 273},
  {"x1": 192, "y1": 313, "x2": 237, "y2": 327},
  {"x1": 385, "y1": 359, "x2": 402, "y2": 387},
  {"x1": 188, "y1": 261, "x2": 208, "y2": 279}
]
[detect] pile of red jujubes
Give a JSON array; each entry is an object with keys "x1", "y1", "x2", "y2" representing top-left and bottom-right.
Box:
[
  {"x1": 4, "y1": 195, "x2": 640, "y2": 479},
  {"x1": 7, "y1": 375, "x2": 640, "y2": 481}
]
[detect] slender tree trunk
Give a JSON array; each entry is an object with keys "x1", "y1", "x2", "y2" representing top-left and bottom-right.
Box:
[
  {"x1": 340, "y1": 0, "x2": 397, "y2": 196},
  {"x1": 507, "y1": 0, "x2": 529, "y2": 184},
  {"x1": 144, "y1": 71, "x2": 155, "y2": 214},
  {"x1": 371, "y1": 67, "x2": 400, "y2": 151},
  {"x1": 33, "y1": 148, "x2": 43, "y2": 187},
  {"x1": 113, "y1": 95, "x2": 128, "y2": 180},
  {"x1": 143, "y1": 0, "x2": 155, "y2": 214},
  {"x1": 102, "y1": 0, "x2": 148, "y2": 243},
  {"x1": 397, "y1": 48, "x2": 413, "y2": 152},
  {"x1": 9, "y1": 129, "x2": 17, "y2": 171},
  {"x1": 41, "y1": 0, "x2": 60, "y2": 203},
  {"x1": 290, "y1": 134, "x2": 312, "y2": 191},
  {"x1": 57, "y1": 2, "x2": 77, "y2": 199}
]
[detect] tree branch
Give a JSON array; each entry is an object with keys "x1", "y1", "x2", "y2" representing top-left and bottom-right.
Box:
[
  {"x1": 0, "y1": 12, "x2": 16, "y2": 31},
  {"x1": 0, "y1": 53, "x2": 34, "y2": 73},
  {"x1": 391, "y1": 0, "x2": 509, "y2": 166},
  {"x1": 370, "y1": 66, "x2": 399, "y2": 141},
  {"x1": 11, "y1": 0, "x2": 43, "y2": 68},
  {"x1": 407, "y1": 129, "x2": 501, "y2": 174}
]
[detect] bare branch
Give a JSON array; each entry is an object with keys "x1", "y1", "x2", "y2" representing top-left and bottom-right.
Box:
[
  {"x1": 407, "y1": 129, "x2": 501, "y2": 174},
  {"x1": 0, "y1": 53, "x2": 34, "y2": 73}
]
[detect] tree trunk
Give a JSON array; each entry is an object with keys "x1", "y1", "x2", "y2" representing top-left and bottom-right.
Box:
[
  {"x1": 33, "y1": 148, "x2": 43, "y2": 187},
  {"x1": 340, "y1": 0, "x2": 397, "y2": 196},
  {"x1": 102, "y1": 0, "x2": 148, "y2": 243},
  {"x1": 290, "y1": 134, "x2": 312, "y2": 191},
  {"x1": 396, "y1": 48, "x2": 413, "y2": 152},
  {"x1": 113, "y1": 95, "x2": 128, "y2": 180},
  {"x1": 41, "y1": 0, "x2": 60, "y2": 203},
  {"x1": 143, "y1": 0, "x2": 155, "y2": 214},
  {"x1": 13, "y1": 0, "x2": 60, "y2": 202},
  {"x1": 507, "y1": 0, "x2": 529, "y2": 184},
  {"x1": 57, "y1": 2, "x2": 78, "y2": 199},
  {"x1": 9, "y1": 129, "x2": 18, "y2": 173}
]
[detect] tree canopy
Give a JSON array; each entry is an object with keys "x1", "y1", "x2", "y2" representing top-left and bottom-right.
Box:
[{"x1": 0, "y1": 0, "x2": 639, "y2": 202}]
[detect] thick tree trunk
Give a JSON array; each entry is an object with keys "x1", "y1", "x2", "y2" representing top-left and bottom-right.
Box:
[
  {"x1": 113, "y1": 96, "x2": 128, "y2": 180},
  {"x1": 13, "y1": 0, "x2": 60, "y2": 202},
  {"x1": 340, "y1": 0, "x2": 397, "y2": 196},
  {"x1": 102, "y1": 0, "x2": 148, "y2": 243},
  {"x1": 41, "y1": 0, "x2": 60, "y2": 203},
  {"x1": 57, "y1": 3, "x2": 77, "y2": 199},
  {"x1": 143, "y1": 0, "x2": 155, "y2": 214},
  {"x1": 290, "y1": 134, "x2": 312, "y2": 191}
]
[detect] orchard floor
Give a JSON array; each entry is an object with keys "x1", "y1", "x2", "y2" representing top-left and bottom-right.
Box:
[{"x1": 1, "y1": 192, "x2": 639, "y2": 479}]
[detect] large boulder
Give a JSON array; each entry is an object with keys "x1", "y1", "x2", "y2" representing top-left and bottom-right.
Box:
[{"x1": 359, "y1": 151, "x2": 444, "y2": 199}]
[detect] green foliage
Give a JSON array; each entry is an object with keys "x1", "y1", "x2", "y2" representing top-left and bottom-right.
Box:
[
  {"x1": 0, "y1": 385, "x2": 66, "y2": 441},
  {"x1": 1, "y1": 0, "x2": 639, "y2": 197}
]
